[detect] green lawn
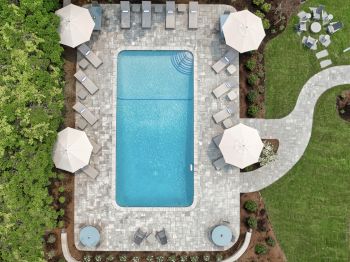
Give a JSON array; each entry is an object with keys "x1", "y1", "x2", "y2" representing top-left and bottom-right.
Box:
[
  {"x1": 264, "y1": 0, "x2": 350, "y2": 118},
  {"x1": 261, "y1": 86, "x2": 350, "y2": 261}
]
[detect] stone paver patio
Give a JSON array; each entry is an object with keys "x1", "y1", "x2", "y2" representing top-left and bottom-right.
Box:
[{"x1": 74, "y1": 4, "x2": 241, "y2": 251}]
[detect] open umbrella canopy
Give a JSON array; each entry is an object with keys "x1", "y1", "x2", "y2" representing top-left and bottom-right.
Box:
[
  {"x1": 52, "y1": 127, "x2": 93, "y2": 173},
  {"x1": 222, "y1": 10, "x2": 265, "y2": 53},
  {"x1": 55, "y1": 4, "x2": 95, "y2": 48},
  {"x1": 219, "y1": 123, "x2": 264, "y2": 169}
]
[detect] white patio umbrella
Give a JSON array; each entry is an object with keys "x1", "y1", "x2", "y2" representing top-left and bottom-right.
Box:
[
  {"x1": 222, "y1": 10, "x2": 266, "y2": 53},
  {"x1": 219, "y1": 123, "x2": 264, "y2": 169},
  {"x1": 55, "y1": 4, "x2": 95, "y2": 48},
  {"x1": 52, "y1": 127, "x2": 93, "y2": 173}
]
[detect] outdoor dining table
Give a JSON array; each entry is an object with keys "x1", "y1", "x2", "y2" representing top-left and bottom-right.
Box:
[
  {"x1": 79, "y1": 225, "x2": 100, "y2": 247},
  {"x1": 211, "y1": 224, "x2": 233, "y2": 247},
  {"x1": 311, "y1": 21, "x2": 322, "y2": 33}
]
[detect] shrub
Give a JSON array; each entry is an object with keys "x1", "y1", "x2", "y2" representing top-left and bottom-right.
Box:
[
  {"x1": 252, "y1": 0, "x2": 264, "y2": 6},
  {"x1": 47, "y1": 233, "x2": 57, "y2": 244},
  {"x1": 132, "y1": 256, "x2": 140, "y2": 262},
  {"x1": 245, "y1": 58, "x2": 257, "y2": 71},
  {"x1": 255, "y1": 244, "x2": 268, "y2": 255},
  {"x1": 244, "y1": 200, "x2": 258, "y2": 212},
  {"x1": 248, "y1": 105, "x2": 260, "y2": 117},
  {"x1": 279, "y1": 25, "x2": 285, "y2": 31},
  {"x1": 58, "y1": 186, "x2": 65, "y2": 193},
  {"x1": 263, "y1": 18, "x2": 271, "y2": 30},
  {"x1": 203, "y1": 254, "x2": 211, "y2": 261},
  {"x1": 180, "y1": 255, "x2": 188, "y2": 262},
  {"x1": 259, "y1": 141, "x2": 277, "y2": 166},
  {"x1": 58, "y1": 196, "x2": 66, "y2": 204},
  {"x1": 246, "y1": 216, "x2": 258, "y2": 229},
  {"x1": 271, "y1": 28, "x2": 276, "y2": 34},
  {"x1": 83, "y1": 255, "x2": 93, "y2": 262},
  {"x1": 95, "y1": 255, "x2": 103, "y2": 262},
  {"x1": 146, "y1": 256, "x2": 155, "y2": 262},
  {"x1": 257, "y1": 85, "x2": 265, "y2": 94},
  {"x1": 167, "y1": 256, "x2": 176, "y2": 262},
  {"x1": 58, "y1": 258, "x2": 66, "y2": 262},
  {"x1": 258, "y1": 218, "x2": 267, "y2": 232},
  {"x1": 106, "y1": 255, "x2": 115, "y2": 261},
  {"x1": 57, "y1": 220, "x2": 65, "y2": 229},
  {"x1": 254, "y1": 10, "x2": 265, "y2": 19},
  {"x1": 261, "y1": 3, "x2": 271, "y2": 13},
  {"x1": 190, "y1": 256, "x2": 199, "y2": 262},
  {"x1": 247, "y1": 90, "x2": 259, "y2": 104},
  {"x1": 247, "y1": 74, "x2": 259, "y2": 86},
  {"x1": 216, "y1": 254, "x2": 223, "y2": 262},
  {"x1": 119, "y1": 255, "x2": 128, "y2": 262},
  {"x1": 47, "y1": 250, "x2": 56, "y2": 260},
  {"x1": 156, "y1": 256, "x2": 165, "y2": 262},
  {"x1": 57, "y1": 173, "x2": 66, "y2": 181},
  {"x1": 266, "y1": 236, "x2": 276, "y2": 247}
]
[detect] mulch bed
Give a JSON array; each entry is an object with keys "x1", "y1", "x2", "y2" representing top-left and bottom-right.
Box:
[
  {"x1": 336, "y1": 90, "x2": 350, "y2": 122},
  {"x1": 48, "y1": 1, "x2": 301, "y2": 261}
]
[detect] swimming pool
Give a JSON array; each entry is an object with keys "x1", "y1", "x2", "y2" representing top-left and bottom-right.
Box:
[{"x1": 116, "y1": 50, "x2": 194, "y2": 207}]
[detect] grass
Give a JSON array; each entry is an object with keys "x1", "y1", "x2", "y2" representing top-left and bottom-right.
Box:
[
  {"x1": 261, "y1": 86, "x2": 350, "y2": 261},
  {"x1": 264, "y1": 0, "x2": 350, "y2": 118}
]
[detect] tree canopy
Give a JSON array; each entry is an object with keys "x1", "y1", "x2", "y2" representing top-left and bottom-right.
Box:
[{"x1": 0, "y1": 0, "x2": 63, "y2": 261}]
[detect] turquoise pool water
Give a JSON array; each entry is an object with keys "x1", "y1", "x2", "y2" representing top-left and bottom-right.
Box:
[{"x1": 116, "y1": 50, "x2": 194, "y2": 207}]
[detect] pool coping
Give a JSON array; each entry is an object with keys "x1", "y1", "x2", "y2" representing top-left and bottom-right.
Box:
[{"x1": 111, "y1": 46, "x2": 199, "y2": 212}]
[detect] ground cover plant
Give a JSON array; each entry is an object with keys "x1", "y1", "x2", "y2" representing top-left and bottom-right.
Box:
[
  {"x1": 262, "y1": 85, "x2": 350, "y2": 261},
  {"x1": 264, "y1": 0, "x2": 350, "y2": 118},
  {"x1": 0, "y1": 0, "x2": 64, "y2": 261}
]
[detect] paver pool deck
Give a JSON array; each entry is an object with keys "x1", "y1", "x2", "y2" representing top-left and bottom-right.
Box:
[{"x1": 74, "y1": 4, "x2": 241, "y2": 251}]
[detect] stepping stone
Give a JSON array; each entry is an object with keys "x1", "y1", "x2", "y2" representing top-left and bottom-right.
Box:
[
  {"x1": 78, "y1": 88, "x2": 88, "y2": 100},
  {"x1": 77, "y1": 118, "x2": 87, "y2": 130},
  {"x1": 316, "y1": 50, "x2": 329, "y2": 59},
  {"x1": 320, "y1": 59, "x2": 332, "y2": 68}
]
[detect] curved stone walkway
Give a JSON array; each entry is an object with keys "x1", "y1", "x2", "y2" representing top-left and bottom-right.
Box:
[
  {"x1": 61, "y1": 229, "x2": 80, "y2": 262},
  {"x1": 240, "y1": 66, "x2": 350, "y2": 193},
  {"x1": 222, "y1": 229, "x2": 252, "y2": 262}
]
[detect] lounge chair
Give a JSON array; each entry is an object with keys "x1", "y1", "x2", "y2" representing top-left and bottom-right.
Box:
[
  {"x1": 155, "y1": 229, "x2": 167, "y2": 245},
  {"x1": 315, "y1": 50, "x2": 329, "y2": 59},
  {"x1": 142, "y1": 1, "x2": 151, "y2": 28},
  {"x1": 320, "y1": 59, "x2": 332, "y2": 68},
  {"x1": 327, "y1": 22, "x2": 343, "y2": 34},
  {"x1": 77, "y1": 44, "x2": 103, "y2": 69},
  {"x1": 80, "y1": 165, "x2": 99, "y2": 179},
  {"x1": 188, "y1": 2, "x2": 198, "y2": 29},
  {"x1": 213, "y1": 105, "x2": 234, "y2": 124},
  {"x1": 166, "y1": 1, "x2": 175, "y2": 29},
  {"x1": 134, "y1": 228, "x2": 147, "y2": 245},
  {"x1": 121, "y1": 1, "x2": 131, "y2": 29},
  {"x1": 73, "y1": 102, "x2": 98, "y2": 126},
  {"x1": 212, "y1": 134, "x2": 223, "y2": 148},
  {"x1": 74, "y1": 70, "x2": 99, "y2": 95},
  {"x1": 213, "y1": 157, "x2": 227, "y2": 171},
  {"x1": 212, "y1": 80, "x2": 235, "y2": 98},
  {"x1": 212, "y1": 50, "x2": 236, "y2": 73}
]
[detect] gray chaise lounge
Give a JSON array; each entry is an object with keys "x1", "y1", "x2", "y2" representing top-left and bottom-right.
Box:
[
  {"x1": 133, "y1": 228, "x2": 148, "y2": 245},
  {"x1": 79, "y1": 165, "x2": 99, "y2": 179},
  {"x1": 77, "y1": 44, "x2": 103, "y2": 68},
  {"x1": 166, "y1": 1, "x2": 175, "y2": 29},
  {"x1": 213, "y1": 105, "x2": 234, "y2": 123},
  {"x1": 188, "y1": 2, "x2": 198, "y2": 29},
  {"x1": 142, "y1": 1, "x2": 152, "y2": 28},
  {"x1": 121, "y1": 1, "x2": 131, "y2": 29},
  {"x1": 212, "y1": 80, "x2": 235, "y2": 98},
  {"x1": 213, "y1": 157, "x2": 226, "y2": 170},
  {"x1": 212, "y1": 49, "x2": 236, "y2": 73},
  {"x1": 155, "y1": 228, "x2": 167, "y2": 245},
  {"x1": 74, "y1": 70, "x2": 99, "y2": 95},
  {"x1": 73, "y1": 102, "x2": 98, "y2": 126}
]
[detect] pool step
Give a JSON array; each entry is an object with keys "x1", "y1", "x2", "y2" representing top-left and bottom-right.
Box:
[{"x1": 171, "y1": 51, "x2": 193, "y2": 75}]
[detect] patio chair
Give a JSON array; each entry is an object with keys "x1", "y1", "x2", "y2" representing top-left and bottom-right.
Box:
[
  {"x1": 320, "y1": 59, "x2": 332, "y2": 68},
  {"x1": 319, "y1": 34, "x2": 331, "y2": 47},
  {"x1": 212, "y1": 134, "x2": 223, "y2": 148},
  {"x1": 166, "y1": 1, "x2": 175, "y2": 29},
  {"x1": 213, "y1": 157, "x2": 227, "y2": 171},
  {"x1": 212, "y1": 50, "x2": 236, "y2": 73},
  {"x1": 188, "y1": 2, "x2": 198, "y2": 29},
  {"x1": 327, "y1": 22, "x2": 343, "y2": 34},
  {"x1": 310, "y1": 5, "x2": 324, "y2": 20},
  {"x1": 212, "y1": 80, "x2": 235, "y2": 98},
  {"x1": 133, "y1": 228, "x2": 148, "y2": 245},
  {"x1": 121, "y1": 1, "x2": 131, "y2": 29},
  {"x1": 74, "y1": 70, "x2": 99, "y2": 95},
  {"x1": 142, "y1": 1, "x2": 152, "y2": 29},
  {"x1": 155, "y1": 228, "x2": 167, "y2": 245},
  {"x1": 302, "y1": 36, "x2": 318, "y2": 50},
  {"x1": 80, "y1": 165, "x2": 99, "y2": 179},
  {"x1": 315, "y1": 49, "x2": 329, "y2": 59},
  {"x1": 77, "y1": 44, "x2": 103, "y2": 68},
  {"x1": 295, "y1": 22, "x2": 307, "y2": 33},
  {"x1": 297, "y1": 11, "x2": 311, "y2": 22},
  {"x1": 73, "y1": 102, "x2": 98, "y2": 126},
  {"x1": 322, "y1": 13, "x2": 333, "y2": 25},
  {"x1": 213, "y1": 105, "x2": 234, "y2": 124}
]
